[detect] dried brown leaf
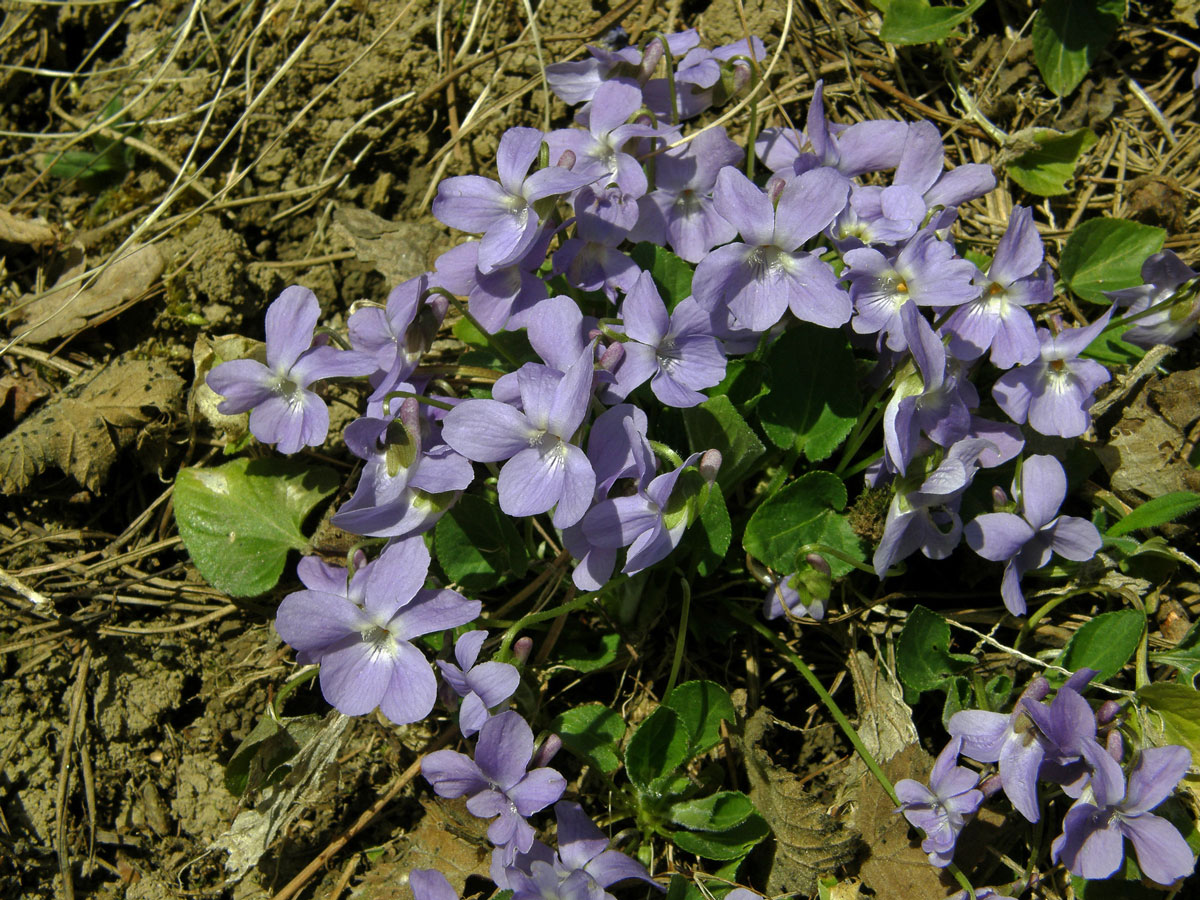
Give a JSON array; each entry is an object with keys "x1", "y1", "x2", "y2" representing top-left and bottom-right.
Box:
[
  {"x1": 0, "y1": 353, "x2": 184, "y2": 493},
  {"x1": 332, "y1": 204, "x2": 440, "y2": 286},
  {"x1": 0, "y1": 209, "x2": 59, "y2": 247},
  {"x1": 14, "y1": 244, "x2": 163, "y2": 343}
]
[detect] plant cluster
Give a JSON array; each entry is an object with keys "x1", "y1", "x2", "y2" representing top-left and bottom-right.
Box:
[{"x1": 187, "y1": 24, "x2": 1200, "y2": 900}]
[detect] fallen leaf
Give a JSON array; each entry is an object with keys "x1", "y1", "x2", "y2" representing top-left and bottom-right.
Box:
[
  {"x1": 14, "y1": 243, "x2": 163, "y2": 343},
  {"x1": 0, "y1": 352, "x2": 184, "y2": 493},
  {"x1": 1095, "y1": 368, "x2": 1200, "y2": 499},
  {"x1": 740, "y1": 708, "x2": 860, "y2": 895},
  {"x1": 332, "y1": 204, "x2": 440, "y2": 286},
  {"x1": 0, "y1": 209, "x2": 59, "y2": 247}
]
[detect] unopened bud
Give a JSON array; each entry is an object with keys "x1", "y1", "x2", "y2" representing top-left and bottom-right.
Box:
[
  {"x1": 767, "y1": 175, "x2": 786, "y2": 205},
  {"x1": 699, "y1": 449, "x2": 722, "y2": 484},
  {"x1": 531, "y1": 733, "x2": 563, "y2": 769},
  {"x1": 805, "y1": 552, "x2": 831, "y2": 577},
  {"x1": 992, "y1": 486, "x2": 1008, "y2": 510},
  {"x1": 730, "y1": 61, "x2": 752, "y2": 93},
  {"x1": 638, "y1": 40, "x2": 664, "y2": 82},
  {"x1": 1096, "y1": 699, "x2": 1121, "y2": 725},
  {"x1": 555, "y1": 150, "x2": 576, "y2": 169},
  {"x1": 1105, "y1": 728, "x2": 1124, "y2": 762},
  {"x1": 633, "y1": 113, "x2": 654, "y2": 129},
  {"x1": 599, "y1": 341, "x2": 625, "y2": 372},
  {"x1": 1022, "y1": 676, "x2": 1052, "y2": 704},
  {"x1": 512, "y1": 636, "x2": 533, "y2": 666},
  {"x1": 980, "y1": 773, "x2": 1004, "y2": 799}
]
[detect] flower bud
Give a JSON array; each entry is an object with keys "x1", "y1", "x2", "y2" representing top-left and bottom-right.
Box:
[
  {"x1": 531, "y1": 733, "x2": 563, "y2": 769},
  {"x1": 555, "y1": 149, "x2": 576, "y2": 169},
  {"x1": 638, "y1": 40, "x2": 664, "y2": 82},
  {"x1": 805, "y1": 552, "x2": 831, "y2": 577},
  {"x1": 1105, "y1": 728, "x2": 1124, "y2": 762},
  {"x1": 599, "y1": 341, "x2": 625, "y2": 372},
  {"x1": 512, "y1": 636, "x2": 533, "y2": 666},
  {"x1": 991, "y1": 486, "x2": 1008, "y2": 510},
  {"x1": 1096, "y1": 699, "x2": 1121, "y2": 725},
  {"x1": 699, "y1": 449, "x2": 722, "y2": 484}
]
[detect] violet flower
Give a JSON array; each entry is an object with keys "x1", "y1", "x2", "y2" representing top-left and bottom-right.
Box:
[
  {"x1": 693, "y1": 165, "x2": 851, "y2": 332},
  {"x1": 435, "y1": 231, "x2": 552, "y2": 334},
  {"x1": 629, "y1": 126, "x2": 743, "y2": 262},
  {"x1": 332, "y1": 396, "x2": 474, "y2": 538},
  {"x1": 610, "y1": 272, "x2": 726, "y2": 407},
  {"x1": 274, "y1": 537, "x2": 480, "y2": 724},
  {"x1": 437, "y1": 630, "x2": 520, "y2": 737},
  {"x1": 1107, "y1": 249, "x2": 1200, "y2": 348},
  {"x1": 992, "y1": 310, "x2": 1113, "y2": 438},
  {"x1": 348, "y1": 274, "x2": 448, "y2": 400},
  {"x1": 763, "y1": 571, "x2": 826, "y2": 622},
  {"x1": 442, "y1": 345, "x2": 597, "y2": 527},
  {"x1": 1052, "y1": 743, "x2": 1195, "y2": 885},
  {"x1": 432, "y1": 127, "x2": 591, "y2": 273},
  {"x1": 206, "y1": 285, "x2": 374, "y2": 454},
  {"x1": 964, "y1": 455, "x2": 1102, "y2": 616},
  {"x1": 895, "y1": 737, "x2": 984, "y2": 867},
  {"x1": 421, "y1": 710, "x2": 567, "y2": 858},
  {"x1": 941, "y1": 206, "x2": 1050, "y2": 368},
  {"x1": 409, "y1": 870, "x2": 457, "y2": 900}
]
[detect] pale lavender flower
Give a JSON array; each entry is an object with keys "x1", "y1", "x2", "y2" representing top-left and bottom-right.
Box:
[
  {"x1": 895, "y1": 737, "x2": 984, "y2": 867},
  {"x1": 1052, "y1": 743, "x2": 1195, "y2": 885},
  {"x1": 763, "y1": 571, "x2": 826, "y2": 621},
  {"x1": 274, "y1": 537, "x2": 480, "y2": 724},
  {"x1": 437, "y1": 630, "x2": 520, "y2": 737},
  {"x1": 610, "y1": 272, "x2": 726, "y2": 407},
  {"x1": 347, "y1": 274, "x2": 448, "y2": 400},
  {"x1": 965, "y1": 455, "x2": 1102, "y2": 616},
  {"x1": 435, "y1": 230, "x2": 552, "y2": 333},
  {"x1": 1107, "y1": 250, "x2": 1200, "y2": 348},
  {"x1": 442, "y1": 345, "x2": 597, "y2": 528},
  {"x1": 948, "y1": 670, "x2": 1096, "y2": 823},
  {"x1": 693, "y1": 165, "x2": 851, "y2": 332},
  {"x1": 332, "y1": 396, "x2": 474, "y2": 538},
  {"x1": 421, "y1": 710, "x2": 567, "y2": 858},
  {"x1": 629, "y1": 126, "x2": 742, "y2": 262},
  {"x1": 942, "y1": 206, "x2": 1050, "y2": 368},
  {"x1": 207, "y1": 285, "x2": 375, "y2": 454},
  {"x1": 553, "y1": 187, "x2": 641, "y2": 300},
  {"x1": 433, "y1": 127, "x2": 591, "y2": 273},
  {"x1": 844, "y1": 229, "x2": 979, "y2": 352},
  {"x1": 992, "y1": 311, "x2": 1113, "y2": 438}
]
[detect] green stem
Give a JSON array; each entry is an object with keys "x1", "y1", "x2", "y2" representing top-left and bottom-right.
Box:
[
  {"x1": 835, "y1": 374, "x2": 895, "y2": 477},
  {"x1": 648, "y1": 440, "x2": 684, "y2": 469},
  {"x1": 495, "y1": 590, "x2": 598, "y2": 662},
  {"x1": 664, "y1": 578, "x2": 692, "y2": 702},
  {"x1": 381, "y1": 390, "x2": 454, "y2": 415},
  {"x1": 728, "y1": 603, "x2": 975, "y2": 896}
]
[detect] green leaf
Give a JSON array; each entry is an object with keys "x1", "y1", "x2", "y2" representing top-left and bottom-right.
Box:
[
  {"x1": 758, "y1": 325, "x2": 861, "y2": 461},
  {"x1": 1032, "y1": 0, "x2": 1124, "y2": 97},
  {"x1": 1058, "y1": 608, "x2": 1145, "y2": 683},
  {"x1": 1107, "y1": 492, "x2": 1200, "y2": 537},
  {"x1": 556, "y1": 631, "x2": 622, "y2": 673},
  {"x1": 668, "y1": 813, "x2": 770, "y2": 860},
  {"x1": 896, "y1": 605, "x2": 975, "y2": 694},
  {"x1": 434, "y1": 493, "x2": 528, "y2": 590},
  {"x1": 1150, "y1": 621, "x2": 1200, "y2": 687},
  {"x1": 1060, "y1": 217, "x2": 1165, "y2": 303},
  {"x1": 626, "y1": 706, "x2": 691, "y2": 794},
  {"x1": 174, "y1": 458, "x2": 340, "y2": 597},
  {"x1": 550, "y1": 703, "x2": 626, "y2": 774},
  {"x1": 693, "y1": 488, "x2": 731, "y2": 577},
  {"x1": 630, "y1": 243, "x2": 694, "y2": 312},
  {"x1": 667, "y1": 791, "x2": 755, "y2": 832},
  {"x1": 1137, "y1": 682, "x2": 1200, "y2": 765},
  {"x1": 664, "y1": 680, "x2": 737, "y2": 758},
  {"x1": 1007, "y1": 128, "x2": 1097, "y2": 196},
  {"x1": 878, "y1": 0, "x2": 986, "y2": 44},
  {"x1": 682, "y1": 395, "x2": 766, "y2": 491},
  {"x1": 665, "y1": 875, "x2": 706, "y2": 900},
  {"x1": 742, "y1": 471, "x2": 863, "y2": 577}
]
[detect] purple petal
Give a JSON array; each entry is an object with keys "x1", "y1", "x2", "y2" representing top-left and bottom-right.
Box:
[
  {"x1": 499, "y1": 445, "x2": 564, "y2": 517},
  {"x1": 586, "y1": 849, "x2": 657, "y2": 889},
  {"x1": 992, "y1": 365, "x2": 1037, "y2": 425},
  {"x1": 495, "y1": 127, "x2": 542, "y2": 194},
  {"x1": 466, "y1": 660, "x2": 520, "y2": 708},
  {"x1": 622, "y1": 271, "x2": 669, "y2": 345},
  {"x1": 552, "y1": 443, "x2": 596, "y2": 529},
  {"x1": 894, "y1": 121, "x2": 944, "y2": 194},
  {"x1": 410, "y1": 870, "x2": 458, "y2": 900},
  {"x1": 1121, "y1": 812, "x2": 1196, "y2": 885},
  {"x1": 713, "y1": 166, "x2": 774, "y2": 246},
  {"x1": 249, "y1": 390, "x2": 328, "y2": 454},
  {"x1": 458, "y1": 692, "x2": 489, "y2": 737},
  {"x1": 265, "y1": 285, "x2": 320, "y2": 371},
  {"x1": 1123, "y1": 746, "x2": 1192, "y2": 815},
  {"x1": 547, "y1": 344, "x2": 596, "y2": 440},
  {"x1": 997, "y1": 731, "x2": 1046, "y2": 822},
  {"x1": 508, "y1": 768, "x2": 567, "y2": 815},
  {"x1": 475, "y1": 710, "x2": 534, "y2": 789},
  {"x1": 587, "y1": 81, "x2": 643, "y2": 136},
  {"x1": 623, "y1": 520, "x2": 680, "y2": 574},
  {"x1": 422, "y1": 749, "x2": 488, "y2": 798},
  {"x1": 377, "y1": 640, "x2": 438, "y2": 724},
  {"x1": 947, "y1": 710, "x2": 1009, "y2": 763},
  {"x1": 361, "y1": 536, "x2": 430, "y2": 619},
  {"x1": 1017, "y1": 455, "x2": 1067, "y2": 529},
  {"x1": 433, "y1": 175, "x2": 514, "y2": 234},
  {"x1": 990, "y1": 206, "x2": 1043, "y2": 285},
  {"x1": 1044, "y1": 516, "x2": 1102, "y2": 562},
  {"x1": 924, "y1": 164, "x2": 996, "y2": 209},
  {"x1": 207, "y1": 359, "x2": 277, "y2": 414},
  {"x1": 583, "y1": 494, "x2": 659, "y2": 548},
  {"x1": 290, "y1": 345, "x2": 377, "y2": 385},
  {"x1": 965, "y1": 513, "x2": 1035, "y2": 561},
  {"x1": 528, "y1": 295, "x2": 586, "y2": 373},
  {"x1": 772, "y1": 167, "x2": 849, "y2": 251},
  {"x1": 477, "y1": 211, "x2": 540, "y2": 276},
  {"x1": 388, "y1": 588, "x2": 480, "y2": 641},
  {"x1": 555, "y1": 800, "x2": 608, "y2": 869},
  {"x1": 454, "y1": 629, "x2": 488, "y2": 671},
  {"x1": 784, "y1": 253, "x2": 853, "y2": 328},
  {"x1": 1000, "y1": 560, "x2": 1028, "y2": 616},
  {"x1": 318, "y1": 640, "x2": 392, "y2": 715},
  {"x1": 1055, "y1": 802, "x2": 1123, "y2": 879},
  {"x1": 275, "y1": 591, "x2": 370, "y2": 652},
  {"x1": 443, "y1": 399, "x2": 536, "y2": 462}
]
